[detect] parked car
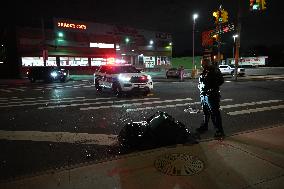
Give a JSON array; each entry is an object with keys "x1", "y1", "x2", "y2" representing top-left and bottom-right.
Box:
[
  {"x1": 94, "y1": 64, "x2": 153, "y2": 97},
  {"x1": 166, "y1": 68, "x2": 190, "y2": 79},
  {"x1": 27, "y1": 67, "x2": 69, "y2": 83},
  {"x1": 219, "y1": 65, "x2": 245, "y2": 76}
]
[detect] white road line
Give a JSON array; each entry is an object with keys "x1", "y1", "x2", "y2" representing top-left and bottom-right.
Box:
[
  {"x1": 0, "y1": 130, "x2": 118, "y2": 145},
  {"x1": 0, "y1": 89, "x2": 12, "y2": 93},
  {"x1": 221, "y1": 100, "x2": 282, "y2": 109},
  {"x1": 80, "y1": 98, "x2": 193, "y2": 111},
  {"x1": 9, "y1": 88, "x2": 25, "y2": 91},
  {"x1": 5, "y1": 96, "x2": 46, "y2": 101},
  {"x1": 0, "y1": 96, "x2": 85, "y2": 103},
  {"x1": 0, "y1": 97, "x2": 114, "y2": 108},
  {"x1": 39, "y1": 98, "x2": 160, "y2": 110},
  {"x1": 227, "y1": 104, "x2": 284, "y2": 115},
  {"x1": 0, "y1": 96, "x2": 86, "y2": 105},
  {"x1": 83, "y1": 86, "x2": 92, "y2": 88},
  {"x1": 126, "y1": 99, "x2": 233, "y2": 112}
]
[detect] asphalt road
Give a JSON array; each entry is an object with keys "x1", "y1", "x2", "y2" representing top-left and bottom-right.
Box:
[{"x1": 0, "y1": 77, "x2": 284, "y2": 181}]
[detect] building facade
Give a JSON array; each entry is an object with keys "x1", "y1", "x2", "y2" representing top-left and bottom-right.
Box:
[{"x1": 10, "y1": 18, "x2": 172, "y2": 76}]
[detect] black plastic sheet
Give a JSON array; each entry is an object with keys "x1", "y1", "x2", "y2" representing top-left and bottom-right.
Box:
[{"x1": 118, "y1": 111, "x2": 197, "y2": 152}]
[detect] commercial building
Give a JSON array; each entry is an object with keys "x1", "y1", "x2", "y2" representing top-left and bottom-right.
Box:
[{"x1": 0, "y1": 18, "x2": 172, "y2": 78}]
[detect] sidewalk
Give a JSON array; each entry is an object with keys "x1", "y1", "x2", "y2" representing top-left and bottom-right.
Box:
[{"x1": 1, "y1": 125, "x2": 283, "y2": 189}]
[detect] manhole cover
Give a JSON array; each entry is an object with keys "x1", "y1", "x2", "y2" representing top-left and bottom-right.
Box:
[{"x1": 154, "y1": 153, "x2": 204, "y2": 176}]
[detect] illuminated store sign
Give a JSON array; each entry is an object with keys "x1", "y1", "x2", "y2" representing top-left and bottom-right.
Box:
[
  {"x1": 90, "y1": 43, "x2": 115, "y2": 48},
  {"x1": 57, "y1": 22, "x2": 87, "y2": 30},
  {"x1": 60, "y1": 57, "x2": 88, "y2": 66},
  {"x1": 22, "y1": 57, "x2": 57, "y2": 67}
]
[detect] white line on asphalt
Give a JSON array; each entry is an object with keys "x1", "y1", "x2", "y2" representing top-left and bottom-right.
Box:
[
  {"x1": 0, "y1": 89, "x2": 12, "y2": 93},
  {"x1": 227, "y1": 104, "x2": 284, "y2": 115},
  {"x1": 3, "y1": 96, "x2": 46, "y2": 101},
  {"x1": 0, "y1": 96, "x2": 86, "y2": 105},
  {"x1": 81, "y1": 98, "x2": 192, "y2": 110},
  {"x1": 125, "y1": 99, "x2": 233, "y2": 112},
  {"x1": 0, "y1": 96, "x2": 85, "y2": 103},
  {"x1": 0, "y1": 130, "x2": 118, "y2": 145},
  {"x1": 80, "y1": 98, "x2": 193, "y2": 111},
  {"x1": 39, "y1": 98, "x2": 160, "y2": 110},
  {"x1": 9, "y1": 88, "x2": 25, "y2": 91},
  {"x1": 221, "y1": 100, "x2": 282, "y2": 109},
  {"x1": 0, "y1": 97, "x2": 113, "y2": 108}
]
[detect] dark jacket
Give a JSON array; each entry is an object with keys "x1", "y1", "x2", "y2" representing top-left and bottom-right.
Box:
[{"x1": 198, "y1": 66, "x2": 224, "y2": 97}]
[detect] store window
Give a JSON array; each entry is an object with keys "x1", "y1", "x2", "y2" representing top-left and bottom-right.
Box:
[
  {"x1": 60, "y1": 57, "x2": 88, "y2": 66},
  {"x1": 144, "y1": 56, "x2": 155, "y2": 68},
  {"x1": 22, "y1": 57, "x2": 44, "y2": 66},
  {"x1": 91, "y1": 58, "x2": 107, "y2": 66},
  {"x1": 46, "y1": 57, "x2": 57, "y2": 66}
]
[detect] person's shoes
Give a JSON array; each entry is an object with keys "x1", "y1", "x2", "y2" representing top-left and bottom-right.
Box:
[
  {"x1": 196, "y1": 126, "x2": 208, "y2": 134},
  {"x1": 214, "y1": 131, "x2": 225, "y2": 140}
]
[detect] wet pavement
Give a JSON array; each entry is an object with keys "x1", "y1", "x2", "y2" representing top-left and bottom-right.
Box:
[{"x1": 1, "y1": 125, "x2": 283, "y2": 189}]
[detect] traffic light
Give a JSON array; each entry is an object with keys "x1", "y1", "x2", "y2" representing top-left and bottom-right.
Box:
[
  {"x1": 213, "y1": 11, "x2": 220, "y2": 24},
  {"x1": 261, "y1": 0, "x2": 267, "y2": 10},
  {"x1": 221, "y1": 10, "x2": 228, "y2": 23},
  {"x1": 250, "y1": 0, "x2": 262, "y2": 11}
]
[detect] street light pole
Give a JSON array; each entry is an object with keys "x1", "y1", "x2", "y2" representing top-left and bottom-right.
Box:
[
  {"x1": 192, "y1": 13, "x2": 198, "y2": 78},
  {"x1": 232, "y1": 34, "x2": 238, "y2": 59}
]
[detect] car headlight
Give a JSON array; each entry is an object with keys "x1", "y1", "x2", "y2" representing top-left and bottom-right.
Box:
[
  {"x1": 50, "y1": 71, "x2": 58, "y2": 78},
  {"x1": 147, "y1": 75, "x2": 152, "y2": 80},
  {"x1": 118, "y1": 74, "x2": 131, "y2": 82},
  {"x1": 63, "y1": 72, "x2": 67, "y2": 76}
]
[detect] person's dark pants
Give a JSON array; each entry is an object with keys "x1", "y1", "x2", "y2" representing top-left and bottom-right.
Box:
[{"x1": 201, "y1": 95, "x2": 224, "y2": 133}]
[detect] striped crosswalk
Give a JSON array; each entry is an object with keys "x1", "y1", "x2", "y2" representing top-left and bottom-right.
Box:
[
  {"x1": 0, "y1": 95, "x2": 283, "y2": 116},
  {"x1": 0, "y1": 83, "x2": 95, "y2": 93}
]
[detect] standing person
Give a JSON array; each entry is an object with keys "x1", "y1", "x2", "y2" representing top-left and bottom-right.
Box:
[
  {"x1": 196, "y1": 58, "x2": 225, "y2": 139},
  {"x1": 179, "y1": 65, "x2": 184, "y2": 82}
]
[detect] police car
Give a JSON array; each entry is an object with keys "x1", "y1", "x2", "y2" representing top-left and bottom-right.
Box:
[{"x1": 94, "y1": 64, "x2": 153, "y2": 97}]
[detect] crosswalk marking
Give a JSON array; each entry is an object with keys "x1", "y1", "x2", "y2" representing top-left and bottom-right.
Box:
[
  {"x1": 221, "y1": 100, "x2": 282, "y2": 109},
  {"x1": 40, "y1": 98, "x2": 160, "y2": 110},
  {"x1": 0, "y1": 97, "x2": 113, "y2": 108},
  {"x1": 0, "y1": 130, "x2": 118, "y2": 145},
  {"x1": 227, "y1": 104, "x2": 284, "y2": 115},
  {"x1": 0, "y1": 83, "x2": 95, "y2": 93},
  {"x1": 0, "y1": 97, "x2": 86, "y2": 105},
  {"x1": 126, "y1": 99, "x2": 233, "y2": 112},
  {"x1": 80, "y1": 98, "x2": 192, "y2": 111},
  {"x1": 0, "y1": 89, "x2": 12, "y2": 93}
]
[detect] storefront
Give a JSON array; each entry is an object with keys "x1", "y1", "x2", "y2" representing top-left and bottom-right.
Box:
[{"x1": 16, "y1": 18, "x2": 172, "y2": 76}]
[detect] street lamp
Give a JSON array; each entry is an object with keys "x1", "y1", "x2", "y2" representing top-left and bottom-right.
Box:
[
  {"x1": 232, "y1": 34, "x2": 238, "y2": 58},
  {"x1": 192, "y1": 13, "x2": 198, "y2": 77}
]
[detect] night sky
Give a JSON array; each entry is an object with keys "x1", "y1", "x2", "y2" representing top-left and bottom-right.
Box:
[{"x1": 2, "y1": 0, "x2": 284, "y2": 56}]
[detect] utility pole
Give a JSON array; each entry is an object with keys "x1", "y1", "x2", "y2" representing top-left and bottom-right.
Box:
[
  {"x1": 217, "y1": 5, "x2": 222, "y2": 65},
  {"x1": 234, "y1": 1, "x2": 242, "y2": 81},
  {"x1": 41, "y1": 18, "x2": 47, "y2": 67}
]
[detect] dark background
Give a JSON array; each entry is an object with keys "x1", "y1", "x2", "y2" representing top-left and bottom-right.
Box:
[{"x1": 1, "y1": 0, "x2": 284, "y2": 61}]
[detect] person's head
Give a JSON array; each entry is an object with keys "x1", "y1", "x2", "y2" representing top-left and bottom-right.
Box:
[{"x1": 201, "y1": 58, "x2": 212, "y2": 70}]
